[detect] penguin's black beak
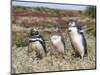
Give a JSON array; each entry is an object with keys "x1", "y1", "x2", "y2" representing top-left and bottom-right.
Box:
[{"x1": 68, "y1": 29, "x2": 71, "y2": 32}]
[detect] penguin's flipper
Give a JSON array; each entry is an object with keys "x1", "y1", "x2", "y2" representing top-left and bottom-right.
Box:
[
  {"x1": 39, "y1": 35, "x2": 47, "y2": 54},
  {"x1": 77, "y1": 26, "x2": 87, "y2": 56},
  {"x1": 61, "y1": 36, "x2": 66, "y2": 51},
  {"x1": 82, "y1": 33, "x2": 88, "y2": 56}
]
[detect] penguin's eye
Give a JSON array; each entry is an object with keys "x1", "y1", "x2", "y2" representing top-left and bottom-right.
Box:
[
  {"x1": 35, "y1": 31, "x2": 39, "y2": 35},
  {"x1": 31, "y1": 31, "x2": 35, "y2": 35}
]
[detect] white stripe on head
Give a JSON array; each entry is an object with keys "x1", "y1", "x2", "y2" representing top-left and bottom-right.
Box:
[
  {"x1": 68, "y1": 20, "x2": 76, "y2": 27},
  {"x1": 69, "y1": 22, "x2": 75, "y2": 26}
]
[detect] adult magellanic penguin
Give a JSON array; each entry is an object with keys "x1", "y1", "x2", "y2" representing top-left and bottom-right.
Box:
[
  {"x1": 67, "y1": 20, "x2": 87, "y2": 58},
  {"x1": 50, "y1": 25, "x2": 66, "y2": 58},
  {"x1": 28, "y1": 28, "x2": 47, "y2": 59}
]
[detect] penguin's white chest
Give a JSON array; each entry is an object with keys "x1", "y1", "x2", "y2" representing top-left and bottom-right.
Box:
[
  {"x1": 31, "y1": 41, "x2": 43, "y2": 50},
  {"x1": 69, "y1": 27, "x2": 84, "y2": 56},
  {"x1": 29, "y1": 38, "x2": 43, "y2": 50},
  {"x1": 28, "y1": 40, "x2": 46, "y2": 58},
  {"x1": 50, "y1": 35, "x2": 65, "y2": 53},
  {"x1": 51, "y1": 35, "x2": 62, "y2": 45},
  {"x1": 70, "y1": 32, "x2": 82, "y2": 44},
  {"x1": 69, "y1": 28, "x2": 83, "y2": 47}
]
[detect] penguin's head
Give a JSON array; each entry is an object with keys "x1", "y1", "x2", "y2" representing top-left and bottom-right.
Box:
[
  {"x1": 52, "y1": 24, "x2": 60, "y2": 32},
  {"x1": 67, "y1": 20, "x2": 77, "y2": 27},
  {"x1": 67, "y1": 20, "x2": 77, "y2": 32},
  {"x1": 30, "y1": 28, "x2": 39, "y2": 36}
]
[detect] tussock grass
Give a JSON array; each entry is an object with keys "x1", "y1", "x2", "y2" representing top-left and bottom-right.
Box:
[
  {"x1": 12, "y1": 34, "x2": 96, "y2": 74},
  {"x1": 11, "y1": 6, "x2": 96, "y2": 74}
]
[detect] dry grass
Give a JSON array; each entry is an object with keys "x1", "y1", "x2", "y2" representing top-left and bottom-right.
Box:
[
  {"x1": 12, "y1": 33, "x2": 96, "y2": 74},
  {"x1": 12, "y1": 7, "x2": 96, "y2": 74}
]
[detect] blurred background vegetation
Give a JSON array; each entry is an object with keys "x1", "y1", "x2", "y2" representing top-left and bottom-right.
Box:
[
  {"x1": 84, "y1": 6, "x2": 96, "y2": 37},
  {"x1": 84, "y1": 6, "x2": 96, "y2": 19},
  {"x1": 12, "y1": 5, "x2": 96, "y2": 47}
]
